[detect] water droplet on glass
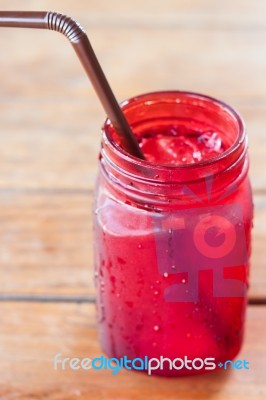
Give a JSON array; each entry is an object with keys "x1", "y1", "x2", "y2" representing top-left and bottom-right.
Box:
[
  {"x1": 181, "y1": 278, "x2": 186, "y2": 284},
  {"x1": 163, "y1": 272, "x2": 168, "y2": 278},
  {"x1": 138, "y1": 244, "x2": 142, "y2": 249},
  {"x1": 153, "y1": 325, "x2": 160, "y2": 331},
  {"x1": 154, "y1": 290, "x2": 159, "y2": 296},
  {"x1": 171, "y1": 265, "x2": 176, "y2": 270},
  {"x1": 168, "y1": 228, "x2": 173, "y2": 234}
]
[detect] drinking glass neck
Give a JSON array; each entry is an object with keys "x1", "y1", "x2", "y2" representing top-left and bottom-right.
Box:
[{"x1": 100, "y1": 91, "x2": 248, "y2": 210}]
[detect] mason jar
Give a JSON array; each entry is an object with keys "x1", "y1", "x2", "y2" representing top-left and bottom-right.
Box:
[{"x1": 93, "y1": 91, "x2": 253, "y2": 376}]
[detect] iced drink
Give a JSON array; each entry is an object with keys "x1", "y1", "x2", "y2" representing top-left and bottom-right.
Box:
[{"x1": 93, "y1": 91, "x2": 253, "y2": 376}]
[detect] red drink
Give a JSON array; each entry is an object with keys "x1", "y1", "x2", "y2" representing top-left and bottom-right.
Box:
[{"x1": 93, "y1": 91, "x2": 253, "y2": 376}]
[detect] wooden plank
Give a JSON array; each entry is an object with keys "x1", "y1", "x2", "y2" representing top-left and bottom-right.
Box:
[
  {"x1": 0, "y1": 100, "x2": 100, "y2": 191},
  {"x1": 0, "y1": 26, "x2": 266, "y2": 190},
  {"x1": 0, "y1": 101, "x2": 264, "y2": 191},
  {"x1": 240, "y1": 106, "x2": 266, "y2": 192},
  {"x1": 0, "y1": 1, "x2": 264, "y2": 400},
  {"x1": 0, "y1": 192, "x2": 93, "y2": 296},
  {"x1": 0, "y1": 302, "x2": 265, "y2": 399},
  {"x1": 250, "y1": 195, "x2": 266, "y2": 300},
  {"x1": 0, "y1": 0, "x2": 266, "y2": 29},
  {"x1": 0, "y1": 7, "x2": 266, "y2": 102},
  {"x1": 2, "y1": 27, "x2": 266, "y2": 102},
  {"x1": 0, "y1": 192, "x2": 264, "y2": 300}
]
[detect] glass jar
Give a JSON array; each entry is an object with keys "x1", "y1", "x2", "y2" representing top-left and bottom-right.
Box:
[{"x1": 93, "y1": 91, "x2": 253, "y2": 376}]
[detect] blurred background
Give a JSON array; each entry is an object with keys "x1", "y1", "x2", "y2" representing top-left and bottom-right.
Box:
[{"x1": 0, "y1": 1, "x2": 265, "y2": 399}]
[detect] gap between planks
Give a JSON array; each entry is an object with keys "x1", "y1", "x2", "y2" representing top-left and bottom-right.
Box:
[{"x1": 0, "y1": 294, "x2": 265, "y2": 305}]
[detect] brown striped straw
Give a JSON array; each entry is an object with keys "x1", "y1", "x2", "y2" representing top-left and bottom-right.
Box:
[{"x1": 0, "y1": 11, "x2": 145, "y2": 159}]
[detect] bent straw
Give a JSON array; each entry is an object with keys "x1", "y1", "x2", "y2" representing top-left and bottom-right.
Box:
[{"x1": 0, "y1": 11, "x2": 145, "y2": 159}]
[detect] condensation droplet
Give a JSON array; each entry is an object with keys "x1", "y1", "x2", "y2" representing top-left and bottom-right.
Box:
[
  {"x1": 163, "y1": 272, "x2": 168, "y2": 278},
  {"x1": 138, "y1": 244, "x2": 142, "y2": 249},
  {"x1": 181, "y1": 278, "x2": 186, "y2": 284},
  {"x1": 153, "y1": 325, "x2": 159, "y2": 331},
  {"x1": 171, "y1": 265, "x2": 176, "y2": 270},
  {"x1": 154, "y1": 290, "x2": 159, "y2": 296}
]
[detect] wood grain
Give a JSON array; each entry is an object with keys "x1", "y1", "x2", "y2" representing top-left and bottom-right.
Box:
[
  {"x1": 0, "y1": 0, "x2": 265, "y2": 399},
  {"x1": 0, "y1": 192, "x2": 264, "y2": 300},
  {"x1": 0, "y1": 102, "x2": 264, "y2": 192},
  {"x1": 0, "y1": 0, "x2": 266, "y2": 29},
  {"x1": 0, "y1": 36, "x2": 266, "y2": 190},
  {"x1": 2, "y1": 27, "x2": 266, "y2": 102},
  {"x1": 0, "y1": 302, "x2": 265, "y2": 400},
  {"x1": 0, "y1": 193, "x2": 93, "y2": 296},
  {"x1": 0, "y1": 102, "x2": 264, "y2": 191}
]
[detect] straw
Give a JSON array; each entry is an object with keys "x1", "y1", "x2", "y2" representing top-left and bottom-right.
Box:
[{"x1": 0, "y1": 11, "x2": 145, "y2": 159}]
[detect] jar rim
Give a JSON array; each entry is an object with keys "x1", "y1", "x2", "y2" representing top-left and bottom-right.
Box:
[{"x1": 102, "y1": 90, "x2": 246, "y2": 174}]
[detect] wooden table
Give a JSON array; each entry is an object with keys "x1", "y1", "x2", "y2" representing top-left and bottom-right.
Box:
[{"x1": 0, "y1": 1, "x2": 265, "y2": 399}]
